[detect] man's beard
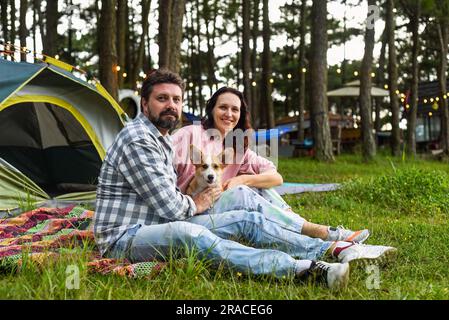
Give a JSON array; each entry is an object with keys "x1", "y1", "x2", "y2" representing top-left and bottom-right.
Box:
[{"x1": 148, "y1": 109, "x2": 180, "y2": 130}]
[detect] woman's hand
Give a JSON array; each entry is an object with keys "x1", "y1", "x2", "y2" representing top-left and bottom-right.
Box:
[
  {"x1": 222, "y1": 176, "x2": 249, "y2": 190},
  {"x1": 223, "y1": 170, "x2": 283, "y2": 190}
]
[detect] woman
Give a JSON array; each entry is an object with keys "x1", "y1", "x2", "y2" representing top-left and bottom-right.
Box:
[{"x1": 172, "y1": 87, "x2": 369, "y2": 243}]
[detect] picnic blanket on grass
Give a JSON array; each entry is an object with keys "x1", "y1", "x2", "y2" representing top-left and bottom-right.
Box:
[{"x1": 0, "y1": 205, "x2": 166, "y2": 279}]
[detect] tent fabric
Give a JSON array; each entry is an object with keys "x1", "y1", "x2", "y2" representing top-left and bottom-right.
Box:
[
  {"x1": 0, "y1": 60, "x2": 45, "y2": 104},
  {"x1": 0, "y1": 58, "x2": 126, "y2": 213},
  {"x1": 327, "y1": 86, "x2": 389, "y2": 97}
]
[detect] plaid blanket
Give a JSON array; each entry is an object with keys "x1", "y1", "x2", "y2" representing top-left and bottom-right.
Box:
[{"x1": 0, "y1": 205, "x2": 166, "y2": 279}]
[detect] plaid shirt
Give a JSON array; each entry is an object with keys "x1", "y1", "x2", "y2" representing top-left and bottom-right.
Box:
[{"x1": 93, "y1": 113, "x2": 197, "y2": 255}]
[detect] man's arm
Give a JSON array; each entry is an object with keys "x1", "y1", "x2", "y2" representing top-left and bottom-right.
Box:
[{"x1": 118, "y1": 140, "x2": 197, "y2": 220}]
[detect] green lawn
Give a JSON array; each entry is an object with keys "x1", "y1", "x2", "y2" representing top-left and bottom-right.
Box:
[{"x1": 1, "y1": 154, "x2": 449, "y2": 299}]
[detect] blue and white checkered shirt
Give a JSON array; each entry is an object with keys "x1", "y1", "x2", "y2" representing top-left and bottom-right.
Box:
[{"x1": 93, "y1": 113, "x2": 197, "y2": 255}]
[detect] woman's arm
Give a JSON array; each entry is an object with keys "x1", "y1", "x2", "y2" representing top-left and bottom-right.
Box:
[{"x1": 223, "y1": 169, "x2": 283, "y2": 190}]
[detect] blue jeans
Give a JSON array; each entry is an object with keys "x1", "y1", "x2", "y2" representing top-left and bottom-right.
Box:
[
  {"x1": 106, "y1": 209, "x2": 331, "y2": 278},
  {"x1": 208, "y1": 185, "x2": 306, "y2": 234}
]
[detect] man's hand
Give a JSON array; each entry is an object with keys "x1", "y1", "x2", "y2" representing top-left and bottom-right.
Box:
[{"x1": 192, "y1": 186, "x2": 222, "y2": 214}]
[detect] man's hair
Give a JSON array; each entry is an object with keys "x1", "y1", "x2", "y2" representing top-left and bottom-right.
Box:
[{"x1": 140, "y1": 68, "x2": 186, "y2": 102}]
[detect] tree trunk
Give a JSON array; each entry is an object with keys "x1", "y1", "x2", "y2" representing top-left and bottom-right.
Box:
[
  {"x1": 310, "y1": 0, "x2": 334, "y2": 162},
  {"x1": 386, "y1": 0, "x2": 401, "y2": 156},
  {"x1": 168, "y1": 0, "x2": 185, "y2": 73},
  {"x1": 261, "y1": 0, "x2": 275, "y2": 129},
  {"x1": 297, "y1": 0, "x2": 307, "y2": 142},
  {"x1": 250, "y1": 0, "x2": 260, "y2": 129},
  {"x1": 98, "y1": 0, "x2": 118, "y2": 101},
  {"x1": 242, "y1": 0, "x2": 252, "y2": 109},
  {"x1": 1, "y1": 0, "x2": 8, "y2": 45},
  {"x1": 437, "y1": 19, "x2": 449, "y2": 155},
  {"x1": 43, "y1": 0, "x2": 58, "y2": 57},
  {"x1": 195, "y1": 0, "x2": 204, "y2": 114},
  {"x1": 19, "y1": 0, "x2": 28, "y2": 61},
  {"x1": 134, "y1": 0, "x2": 151, "y2": 84},
  {"x1": 204, "y1": 0, "x2": 213, "y2": 95},
  {"x1": 188, "y1": 3, "x2": 197, "y2": 113},
  {"x1": 359, "y1": 0, "x2": 377, "y2": 162},
  {"x1": 158, "y1": 0, "x2": 171, "y2": 69},
  {"x1": 116, "y1": 0, "x2": 126, "y2": 88},
  {"x1": 9, "y1": 0, "x2": 15, "y2": 46},
  {"x1": 376, "y1": 26, "x2": 387, "y2": 134},
  {"x1": 406, "y1": 1, "x2": 421, "y2": 158}
]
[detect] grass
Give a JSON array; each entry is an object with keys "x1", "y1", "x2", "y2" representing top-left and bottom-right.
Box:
[{"x1": 1, "y1": 154, "x2": 449, "y2": 299}]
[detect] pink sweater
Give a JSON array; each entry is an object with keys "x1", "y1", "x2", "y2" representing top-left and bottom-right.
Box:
[{"x1": 172, "y1": 125, "x2": 276, "y2": 193}]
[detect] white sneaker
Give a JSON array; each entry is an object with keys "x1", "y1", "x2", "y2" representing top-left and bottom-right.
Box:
[
  {"x1": 334, "y1": 243, "x2": 397, "y2": 265},
  {"x1": 329, "y1": 226, "x2": 370, "y2": 243},
  {"x1": 305, "y1": 261, "x2": 350, "y2": 290}
]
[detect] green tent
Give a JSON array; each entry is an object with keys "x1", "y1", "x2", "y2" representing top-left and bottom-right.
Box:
[{"x1": 0, "y1": 58, "x2": 127, "y2": 215}]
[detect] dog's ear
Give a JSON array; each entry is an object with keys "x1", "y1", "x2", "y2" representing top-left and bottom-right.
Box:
[
  {"x1": 190, "y1": 144, "x2": 203, "y2": 166},
  {"x1": 218, "y1": 148, "x2": 234, "y2": 167}
]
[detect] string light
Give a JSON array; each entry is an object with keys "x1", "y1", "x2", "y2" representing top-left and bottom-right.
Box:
[
  {"x1": 301, "y1": 68, "x2": 307, "y2": 73},
  {"x1": 252, "y1": 81, "x2": 257, "y2": 87},
  {"x1": 55, "y1": 55, "x2": 59, "y2": 60},
  {"x1": 436, "y1": 97, "x2": 440, "y2": 102},
  {"x1": 336, "y1": 68, "x2": 341, "y2": 74},
  {"x1": 269, "y1": 78, "x2": 274, "y2": 84},
  {"x1": 189, "y1": 82, "x2": 194, "y2": 87},
  {"x1": 384, "y1": 84, "x2": 388, "y2": 89},
  {"x1": 424, "y1": 99, "x2": 428, "y2": 103},
  {"x1": 371, "y1": 72, "x2": 375, "y2": 77},
  {"x1": 115, "y1": 66, "x2": 121, "y2": 72},
  {"x1": 123, "y1": 72, "x2": 127, "y2": 78},
  {"x1": 353, "y1": 71, "x2": 359, "y2": 76},
  {"x1": 287, "y1": 73, "x2": 292, "y2": 79},
  {"x1": 429, "y1": 112, "x2": 433, "y2": 117},
  {"x1": 430, "y1": 98, "x2": 434, "y2": 102}
]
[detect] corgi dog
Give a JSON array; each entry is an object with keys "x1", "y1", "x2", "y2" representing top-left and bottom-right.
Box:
[{"x1": 186, "y1": 145, "x2": 230, "y2": 198}]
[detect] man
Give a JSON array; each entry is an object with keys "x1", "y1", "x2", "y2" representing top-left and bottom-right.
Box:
[{"x1": 94, "y1": 69, "x2": 396, "y2": 290}]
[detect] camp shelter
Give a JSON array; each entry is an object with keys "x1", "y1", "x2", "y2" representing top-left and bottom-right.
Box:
[
  {"x1": 326, "y1": 80, "x2": 390, "y2": 97},
  {"x1": 0, "y1": 58, "x2": 127, "y2": 215}
]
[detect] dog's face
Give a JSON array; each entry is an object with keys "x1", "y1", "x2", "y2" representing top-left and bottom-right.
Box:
[{"x1": 190, "y1": 145, "x2": 225, "y2": 188}]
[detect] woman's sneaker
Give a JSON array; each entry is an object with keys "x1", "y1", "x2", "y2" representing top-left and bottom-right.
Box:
[
  {"x1": 328, "y1": 226, "x2": 370, "y2": 243},
  {"x1": 333, "y1": 242, "x2": 397, "y2": 266},
  {"x1": 303, "y1": 261, "x2": 350, "y2": 290}
]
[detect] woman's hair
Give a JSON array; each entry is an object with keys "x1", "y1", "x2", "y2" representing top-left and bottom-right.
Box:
[{"x1": 201, "y1": 87, "x2": 252, "y2": 156}]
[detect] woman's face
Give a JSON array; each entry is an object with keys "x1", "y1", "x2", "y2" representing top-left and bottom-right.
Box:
[{"x1": 212, "y1": 92, "x2": 241, "y2": 136}]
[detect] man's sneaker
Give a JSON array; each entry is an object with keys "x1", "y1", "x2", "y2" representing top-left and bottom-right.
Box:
[
  {"x1": 303, "y1": 261, "x2": 350, "y2": 290},
  {"x1": 333, "y1": 243, "x2": 397, "y2": 266},
  {"x1": 328, "y1": 226, "x2": 370, "y2": 243}
]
